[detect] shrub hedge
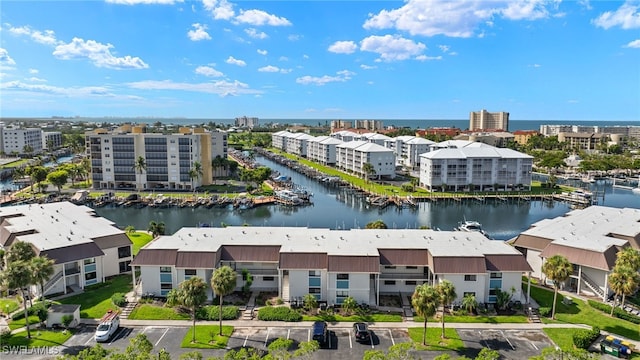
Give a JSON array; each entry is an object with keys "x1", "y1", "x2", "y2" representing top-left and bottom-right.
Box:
[
  {"x1": 196, "y1": 306, "x2": 239, "y2": 321},
  {"x1": 11, "y1": 303, "x2": 48, "y2": 321},
  {"x1": 588, "y1": 300, "x2": 640, "y2": 324},
  {"x1": 257, "y1": 307, "x2": 302, "y2": 322},
  {"x1": 572, "y1": 326, "x2": 600, "y2": 349},
  {"x1": 538, "y1": 307, "x2": 551, "y2": 317},
  {"x1": 111, "y1": 293, "x2": 126, "y2": 307}
]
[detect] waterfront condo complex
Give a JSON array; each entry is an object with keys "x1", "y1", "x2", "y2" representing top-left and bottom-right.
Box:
[{"x1": 86, "y1": 124, "x2": 227, "y2": 191}]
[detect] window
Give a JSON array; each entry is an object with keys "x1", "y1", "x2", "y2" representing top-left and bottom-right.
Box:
[
  {"x1": 464, "y1": 275, "x2": 477, "y2": 281},
  {"x1": 184, "y1": 269, "x2": 196, "y2": 280},
  {"x1": 384, "y1": 280, "x2": 396, "y2": 285},
  {"x1": 263, "y1": 276, "x2": 274, "y2": 282},
  {"x1": 119, "y1": 260, "x2": 131, "y2": 273},
  {"x1": 118, "y1": 246, "x2": 131, "y2": 259},
  {"x1": 405, "y1": 281, "x2": 417, "y2": 286},
  {"x1": 85, "y1": 272, "x2": 97, "y2": 281},
  {"x1": 463, "y1": 292, "x2": 476, "y2": 297},
  {"x1": 160, "y1": 283, "x2": 172, "y2": 296},
  {"x1": 490, "y1": 273, "x2": 502, "y2": 278},
  {"x1": 337, "y1": 274, "x2": 349, "y2": 280},
  {"x1": 384, "y1": 266, "x2": 396, "y2": 269},
  {"x1": 84, "y1": 258, "x2": 96, "y2": 265},
  {"x1": 309, "y1": 271, "x2": 321, "y2": 299},
  {"x1": 160, "y1": 267, "x2": 172, "y2": 273},
  {"x1": 406, "y1": 266, "x2": 418, "y2": 269},
  {"x1": 336, "y1": 290, "x2": 348, "y2": 304},
  {"x1": 336, "y1": 273, "x2": 349, "y2": 289}
]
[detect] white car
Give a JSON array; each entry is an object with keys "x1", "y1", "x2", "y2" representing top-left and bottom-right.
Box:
[{"x1": 95, "y1": 311, "x2": 120, "y2": 343}]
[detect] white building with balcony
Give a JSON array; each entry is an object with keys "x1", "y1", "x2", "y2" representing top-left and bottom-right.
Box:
[
  {"x1": 336, "y1": 141, "x2": 396, "y2": 179},
  {"x1": 307, "y1": 136, "x2": 343, "y2": 165}
]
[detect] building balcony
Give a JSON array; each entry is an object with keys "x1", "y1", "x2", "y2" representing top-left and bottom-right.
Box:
[
  {"x1": 64, "y1": 266, "x2": 81, "y2": 275},
  {"x1": 242, "y1": 269, "x2": 279, "y2": 276},
  {"x1": 379, "y1": 273, "x2": 428, "y2": 280}
]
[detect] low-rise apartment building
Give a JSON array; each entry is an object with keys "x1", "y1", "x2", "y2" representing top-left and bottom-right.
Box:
[
  {"x1": 336, "y1": 141, "x2": 396, "y2": 179},
  {"x1": 86, "y1": 125, "x2": 226, "y2": 191},
  {"x1": 132, "y1": 227, "x2": 531, "y2": 306},
  {"x1": 0, "y1": 202, "x2": 133, "y2": 298},
  {"x1": 510, "y1": 206, "x2": 640, "y2": 301},
  {"x1": 1, "y1": 127, "x2": 43, "y2": 155},
  {"x1": 307, "y1": 136, "x2": 343, "y2": 165}
]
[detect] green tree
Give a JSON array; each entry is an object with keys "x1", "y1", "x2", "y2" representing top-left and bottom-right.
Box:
[
  {"x1": 110, "y1": 333, "x2": 154, "y2": 360},
  {"x1": 364, "y1": 342, "x2": 416, "y2": 360},
  {"x1": 462, "y1": 293, "x2": 477, "y2": 314},
  {"x1": 362, "y1": 162, "x2": 376, "y2": 180},
  {"x1": 608, "y1": 265, "x2": 640, "y2": 315},
  {"x1": 31, "y1": 255, "x2": 55, "y2": 301},
  {"x1": 435, "y1": 280, "x2": 456, "y2": 339},
  {"x1": 365, "y1": 220, "x2": 388, "y2": 229},
  {"x1": 292, "y1": 340, "x2": 319, "y2": 359},
  {"x1": 56, "y1": 344, "x2": 109, "y2": 359},
  {"x1": 177, "y1": 277, "x2": 208, "y2": 343},
  {"x1": 6, "y1": 241, "x2": 36, "y2": 264},
  {"x1": 615, "y1": 247, "x2": 640, "y2": 271},
  {"x1": 267, "y1": 338, "x2": 293, "y2": 360},
  {"x1": 47, "y1": 170, "x2": 69, "y2": 193},
  {"x1": 475, "y1": 347, "x2": 500, "y2": 360},
  {"x1": 542, "y1": 255, "x2": 573, "y2": 319},
  {"x1": 147, "y1": 221, "x2": 166, "y2": 238},
  {"x1": 133, "y1": 156, "x2": 147, "y2": 190},
  {"x1": 125, "y1": 225, "x2": 135, "y2": 234},
  {"x1": 341, "y1": 296, "x2": 358, "y2": 315},
  {"x1": 30, "y1": 166, "x2": 49, "y2": 193},
  {"x1": 302, "y1": 294, "x2": 318, "y2": 312},
  {"x1": 179, "y1": 350, "x2": 202, "y2": 360},
  {"x1": 210, "y1": 266, "x2": 237, "y2": 335},
  {"x1": 529, "y1": 346, "x2": 600, "y2": 360},
  {"x1": 411, "y1": 284, "x2": 438, "y2": 345},
  {"x1": 1, "y1": 261, "x2": 34, "y2": 338},
  {"x1": 189, "y1": 161, "x2": 203, "y2": 190}
]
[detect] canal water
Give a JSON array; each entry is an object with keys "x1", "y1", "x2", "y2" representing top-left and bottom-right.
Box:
[{"x1": 94, "y1": 156, "x2": 640, "y2": 240}]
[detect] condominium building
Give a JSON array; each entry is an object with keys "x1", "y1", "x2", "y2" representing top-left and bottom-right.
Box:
[
  {"x1": 330, "y1": 120, "x2": 353, "y2": 131},
  {"x1": 86, "y1": 125, "x2": 227, "y2": 191},
  {"x1": 307, "y1": 136, "x2": 343, "y2": 165},
  {"x1": 354, "y1": 120, "x2": 383, "y2": 131},
  {"x1": 132, "y1": 226, "x2": 531, "y2": 305},
  {"x1": 271, "y1": 130, "x2": 291, "y2": 151},
  {"x1": 0, "y1": 202, "x2": 133, "y2": 298},
  {"x1": 1, "y1": 126, "x2": 43, "y2": 155},
  {"x1": 357, "y1": 132, "x2": 392, "y2": 146},
  {"x1": 513, "y1": 130, "x2": 540, "y2": 146},
  {"x1": 285, "y1": 133, "x2": 315, "y2": 157},
  {"x1": 455, "y1": 132, "x2": 515, "y2": 148},
  {"x1": 557, "y1": 132, "x2": 609, "y2": 151},
  {"x1": 336, "y1": 141, "x2": 396, "y2": 179},
  {"x1": 234, "y1": 116, "x2": 259, "y2": 129},
  {"x1": 419, "y1": 142, "x2": 533, "y2": 191},
  {"x1": 384, "y1": 136, "x2": 435, "y2": 169},
  {"x1": 511, "y1": 206, "x2": 640, "y2": 301},
  {"x1": 469, "y1": 110, "x2": 509, "y2": 131},
  {"x1": 330, "y1": 130, "x2": 359, "y2": 142},
  {"x1": 540, "y1": 124, "x2": 640, "y2": 140},
  {"x1": 43, "y1": 131, "x2": 63, "y2": 150}
]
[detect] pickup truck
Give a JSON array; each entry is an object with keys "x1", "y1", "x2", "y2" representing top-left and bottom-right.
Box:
[{"x1": 95, "y1": 310, "x2": 120, "y2": 343}]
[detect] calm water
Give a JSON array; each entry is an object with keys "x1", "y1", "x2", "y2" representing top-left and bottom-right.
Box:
[{"x1": 94, "y1": 156, "x2": 640, "y2": 240}]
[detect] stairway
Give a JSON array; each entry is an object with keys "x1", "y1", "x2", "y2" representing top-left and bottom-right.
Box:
[
  {"x1": 581, "y1": 273, "x2": 605, "y2": 299},
  {"x1": 42, "y1": 270, "x2": 64, "y2": 295},
  {"x1": 120, "y1": 301, "x2": 138, "y2": 319},
  {"x1": 282, "y1": 274, "x2": 290, "y2": 302},
  {"x1": 527, "y1": 308, "x2": 541, "y2": 323},
  {"x1": 241, "y1": 291, "x2": 259, "y2": 320}
]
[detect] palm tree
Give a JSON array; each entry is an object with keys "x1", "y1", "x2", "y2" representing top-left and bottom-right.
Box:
[
  {"x1": 362, "y1": 163, "x2": 376, "y2": 181},
  {"x1": 6, "y1": 241, "x2": 36, "y2": 264},
  {"x1": 147, "y1": 221, "x2": 166, "y2": 238},
  {"x1": 133, "y1": 156, "x2": 147, "y2": 190},
  {"x1": 436, "y1": 280, "x2": 457, "y2": 339},
  {"x1": 461, "y1": 293, "x2": 477, "y2": 315},
  {"x1": 177, "y1": 277, "x2": 208, "y2": 343},
  {"x1": 31, "y1": 256, "x2": 55, "y2": 301},
  {"x1": 365, "y1": 220, "x2": 388, "y2": 229},
  {"x1": 1, "y1": 261, "x2": 34, "y2": 338},
  {"x1": 410, "y1": 177, "x2": 419, "y2": 191},
  {"x1": 615, "y1": 247, "x2": 640, "y2": 272},
  {"x1": 189, "y1": 161, "x2": 203, "y2": 191},
  {"x1": 608, "y1": 265, "x2": 640, "y2": 316},
  {"x1": 411, "y1": 284, "x2": 438, "y2": 346},
  {"x1": 541, "y1": 255, "x2": 573, "y2": 319},
  {"x1": 210, "y1": 266, "x2": 237, "y2": 335}
]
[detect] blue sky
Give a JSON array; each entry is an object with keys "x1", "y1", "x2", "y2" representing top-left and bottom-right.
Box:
[{"x1": 0, "y1": 0, "x2": 639, "y2": 120}]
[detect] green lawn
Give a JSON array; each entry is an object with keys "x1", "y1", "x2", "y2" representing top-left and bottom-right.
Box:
[
  {"x1": 542, "y1": 328, "x2": 583, "y2": 351},
  {"x1": 180, "y1": 325, "x2": 234, "y2": 349},
  {"x1": 302, "y1": 313, "x2": 403, "y2": 322},
  {"x1": 407, "y1": 327, "x2": 464, "y2": 351},
  {"x1": 0, "y1": 298, "x2": 20, "y2": 315},
  {"x1": 127, "y1": 304, "x2": 190, "y2": 320},
  {"x1": 528, "y1": 284, "x2": 640, "y2": 341},
  {"x1": 128, "y1": 231, "x2": 153, "y2": 255},
  {"x1": 58, "y1": 275, "x2": 132, "y2": 318},
  {"x1": 8, "y1": 315, "x2": 40, "y2": 330},
  {"x1": 1, "y1": 329, "x2": 73, "y2": 348}
]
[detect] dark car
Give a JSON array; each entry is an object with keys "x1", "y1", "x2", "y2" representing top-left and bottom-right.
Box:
[
  {"x1": 312, "y1": 321, "x2": 329, "y2": 346},
  {"x1": 353, "y1": 322, "x2": 370, "y2": 342}
]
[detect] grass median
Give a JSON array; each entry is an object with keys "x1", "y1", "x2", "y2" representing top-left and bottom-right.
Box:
[
  {"x1": 180, "y1": 325, "x2": 233, "y2": 349},
  {"x1": 407, "y1": 327, "x2": 464, "y2": 351},
  {"x1": 58, "y1": 275, "x2": 132, "y2": 318},
  {"x1": 1, "y1": 329, "x2": 73, "y2": 348}
]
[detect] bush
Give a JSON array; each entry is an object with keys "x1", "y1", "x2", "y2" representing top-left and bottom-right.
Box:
[
  {"x1": 588, "y1": 300, "x2": 640, "y2": 324},
  {"x1": 572, "y1": 326, "x2": 600, "y2": 349},
  {"x1": 111, "y1": 293, "x2": 127, "y2": 307},
  {"x1": 61, "y1": 314, "x2": 74, "y2": 328},
  {"x1": 196, "y1": 305, "x2": 239, "y2": 321},
  {"x1": 257, "y1": 307, "x2": 302, "y2": 322},
  {"x1": 11, "y1": 303, "x2": 48, "y2": 321},
  {"x1": 538, "y1": 307, "x2": 551, "y2": 317}
]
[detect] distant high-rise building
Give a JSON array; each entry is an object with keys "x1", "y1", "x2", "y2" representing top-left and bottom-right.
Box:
[
  {"x1": 1, "y1": 126, "x2": 43, "y2": 155},
  {"x1": 330, "y1": 120, "x2": 353, "y2": 130},
  {"x1": 354, "y1": 120, "x2": 383, "y2": 131},
  {"x1": 469, "y1": 110, "x2": 509, "y2": 131},
  {"x1": 234, "y1": 116, "x2": 259, "y2": 129}
]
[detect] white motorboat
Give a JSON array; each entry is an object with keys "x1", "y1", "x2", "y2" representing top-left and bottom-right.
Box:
[{"x1": 455, "y1": 220, "x2": 488, "y2": 237}]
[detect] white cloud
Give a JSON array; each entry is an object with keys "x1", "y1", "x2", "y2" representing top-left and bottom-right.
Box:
[
  {"x1": 188, "y1": 23, "x2": 211, "y2": 41},
  {"x1": 439, "y1": 45, "x2": 450, "y2": 53},
  {"x1": 245, "y1": 28, "x2": 268, "y2": 39},
  {"x1": 363, "y1": 0, "x2": 559, "y2": 38},
  {"x1": 8, "y1": 25, "x2": 59, "y2": 45},
  {"x1": 328, "y1": 41, "x2": 357, "y2": 54},
  {"x1": 127, "y1": 79, "x2": 261, "y2": 96},
  {"x1": 258, "y1": 65, "x2": 291, "y2": 73},
  {"x1": 257, "y1": 49, "x2": 268, "y2": 55},
  {"x1": 288, "y1": 34, "x2": 301, "y2": 41},
  {"x1": 195, "y1": 65, "x2": 223, "y2": 77},
  {"x1": 106, "y1": 0, "x2": 182, "y2": 4},
  {"x1": 53, "y1": 37, "x2": 149, "y2": 69},
  {"x1": 0, "y1": 48, "x2": 16, "y2": 66},
  {"x1": 360, "y1": 64, "x2": 377, "y2": 70},
  {"x1": 593, "y1": 3, "x2": 640, "y2": 29},
  {"x1": 625, "y1": 39, "x2": 640, "y2": 48},
  {"x1": 235, "y1": 9, "x2": 291, "y2": 26},
  {"x1": 0, "y1": 80, "x2": 119, "y2": 97},
  {"x1": 296, "y1": 70, "x2": 354, "y2": 86},
  {"x1": 278, "y1": 56, "x2": 288, "y2": 61},
  {"x1": 26, "y1": 77, "x2": 47, "y2": 82},
  {"x1": 528, "y1": 63, "x2": 542, "y2": 67},
  {"x1": 415, "y1": 55, "x2": 442, "y2": 61},
  {"x1": 360, "y1": 35, "x2": 426, "y2": 62},
  {"x1": 29, "y1": 68, "x2": 39, "y2": 74},
  {"x1": 203, "y1": 0, "x2": 235, "y2": 20},
  {"x1": 225, "y1": 56, "x2": 246, "y2": 66}
]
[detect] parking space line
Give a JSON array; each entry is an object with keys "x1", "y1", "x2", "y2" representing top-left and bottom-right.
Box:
[
  {"x1": 307, "y1": 329, "x2": 310, "y2": 342},
  {"x1": 500, "y1": 331, "x2": 515, "y2": 350},
  {"x1": 479, "y1": 331, "x2": 492, "y2": 350},
  {"x1": 84, "y1": 334, "x2": 94, "y2": 346},
  {"x1": 287, "y1": 329, "x2": 290, "y2": 340},
  {"x1": 109, "y1": 328, "x2": 125, "y2": 345},
  {"x1": 265, "y1": 328, "x2": 271, "y2": 347},
  {"x1": 243, "y1": 333, "x2": 249, "y2": 348},
  {"x1": 349, "y1": 332, "x2": 352, "y2": 349},
  {"x1": 529, "y1": 341, "x2": 538, "y2": 350},
  {"x1": 369, "y1": 335, "x2": 374, "y2": 349},
  {"x1": 388, "y1": 329, "x2": 395, "y2": 346},
  {"x1": 155, "y1": 328, "x2": 169, "y2": 347},
  {"x1": 141, "y1": 327, "x2": 149, "y2": 334}
]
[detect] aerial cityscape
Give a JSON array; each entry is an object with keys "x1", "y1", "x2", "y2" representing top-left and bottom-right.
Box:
[{"x1": 0, "y1": 0, "x2": 640, "y2": 360}]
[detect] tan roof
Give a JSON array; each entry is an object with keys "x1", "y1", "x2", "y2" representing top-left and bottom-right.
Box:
[
  {"x1": 485, "y1": 254, "x2": 532, "y2": 272},
  {"x1": 280, "y1": 253, "x2": 327, "y2": 269},
  {"x1": 328, "y1": 255, "x2": 380, "y2": 273},
  {"x1": 175, "y1": 251, "x2": 217, "y2": 268},
  {"x1": 379, "y1": 249, "x2": 429, "y2": 266},
  {"x1": 220, "y1": 245, "x2": 280, "y2": 262},
  {"x1": 132, "y1": 249, "x2": 178, "y2": 266},
  {"x1": 40, "y1": 243, "x2": 104, "y2": 265},
  {"x1": 93, "y1": 234, "x2": 132, "y2": 250},
  {"x1": 432, "y1": 256, "x2": 486, "y2": 274},
  {"x1": 539, "y1": 243, "x2": 617, "y2": 271},
  {"x1": 511, "y1": 234, "x2": 552, "y2": 251}
]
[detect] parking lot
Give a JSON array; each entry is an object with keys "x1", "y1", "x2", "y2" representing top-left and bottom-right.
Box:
[{"x1": 457, "y1": 329, "x2": 555, "y2": 360}]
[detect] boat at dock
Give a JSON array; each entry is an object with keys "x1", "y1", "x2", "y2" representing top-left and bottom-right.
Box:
[{"x1": 455, "y1": 220, "x2": 488, "y2": 237}]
